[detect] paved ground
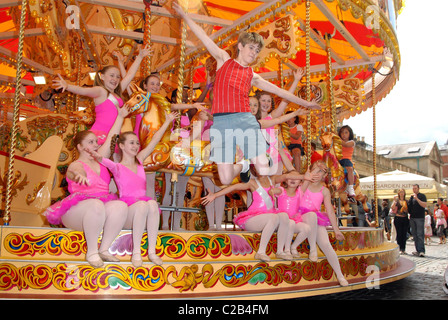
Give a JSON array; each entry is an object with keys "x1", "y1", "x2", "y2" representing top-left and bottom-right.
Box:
[{"x1": 300, "y1": 236, "x2": 448, "y2": 300}]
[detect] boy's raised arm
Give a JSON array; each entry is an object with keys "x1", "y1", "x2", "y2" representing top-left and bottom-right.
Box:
[
  {"x1": 252, "y1": 73, "x2": 320, "y2": 110},
  {"x1": 172, "y1": 2, "x2": 229, "y2": 66}
]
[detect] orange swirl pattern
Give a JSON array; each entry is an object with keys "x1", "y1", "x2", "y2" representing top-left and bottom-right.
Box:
[
  {"x1": 4, "y1": 231, "x2": 86, "y2": 256},
  {"x1": 4, "y1": 230, "x2": 384, "y2": 260},
  {"x1": 0, "y1": 250, "x2": 397, "y2": 294}
]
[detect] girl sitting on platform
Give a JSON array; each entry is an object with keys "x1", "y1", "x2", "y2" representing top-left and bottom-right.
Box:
[
  {"x1": 269, "y1": 171, "x2": 316, "y2": 260},
  {"x1": 43, "y1": 127, "x2": 129, "y2": 268},
  {"x1": 88, "y1": 111, "x2": 179, "y2": 267},
  {"x1": 52, "y1": 44, "x2": 153, "y2": 145},
  {"x1": 298, "y1": 160, "x2": 348, "y2": 287},
  {"x1": 201, "y1": 169, "x2": 310, "y2": 262}
]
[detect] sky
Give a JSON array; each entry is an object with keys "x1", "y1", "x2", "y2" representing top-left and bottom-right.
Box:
[{"x1": 344, "y1": 0, "x2": 448, "y2": 148}]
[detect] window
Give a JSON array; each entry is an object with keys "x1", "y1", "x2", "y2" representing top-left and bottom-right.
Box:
[
  {"x1": 407, "y1": 147, "x2": 420, "y2": 153},
  {"x1": 378, "y1": 149, "x2": 390, "y2": 155}
]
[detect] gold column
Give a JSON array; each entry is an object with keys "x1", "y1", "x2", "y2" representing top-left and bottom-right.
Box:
[
  {"x1": 305, "y1": 0, "x2": 312, "y2": 168},
  {"x1": 4, "y1": 0, "x2": 28, "y2": 225},
  {"x1": 326, "y1": 36, "x2": 336, "y2": 133},
  {"x1": 143, "y1": 0, "x2": 152, "y2": 77},
  {"x1": 175, "y1": 0, "x2": 189, "y2": 128}
]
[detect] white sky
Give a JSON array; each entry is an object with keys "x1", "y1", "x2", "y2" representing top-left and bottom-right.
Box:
[{"x1": 344, "y1": 0, "x2": 448, "y2": 147}]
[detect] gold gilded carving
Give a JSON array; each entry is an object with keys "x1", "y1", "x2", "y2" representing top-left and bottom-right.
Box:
[
  {"x1": 26, "y1": 181, "x2": 46, "y2": 205},
  {"x1": 0, "y1": 171, "x2": 29, "y2": 199},
  {"x1": 26, "y1": 116, "x2": 68, "y2": 147}
]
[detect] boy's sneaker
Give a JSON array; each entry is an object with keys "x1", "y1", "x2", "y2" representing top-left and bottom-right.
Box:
[{"x1": 346, "y1": 185, "x2": 355, "y2": 197}]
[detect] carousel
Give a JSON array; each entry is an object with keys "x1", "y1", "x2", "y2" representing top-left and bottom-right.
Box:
[{"x1": 0, "y1": 0, "x2": 414, "y2": 299}]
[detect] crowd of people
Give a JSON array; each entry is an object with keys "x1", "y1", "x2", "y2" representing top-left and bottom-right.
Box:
[{"x1": 355, "y1": 187, "x2": 447, "y2": 259}]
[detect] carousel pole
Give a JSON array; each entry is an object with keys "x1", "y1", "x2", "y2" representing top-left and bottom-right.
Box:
[
  {"x1": 175, "y1": 0, "x2": 189, "y2": 124},
  {"x1": 3, "y1": 0, "x2": 28, "y2": 225},
  {"x1": 371, "y1": 71, "x2": 378, "y2": 227},
  {"x1": 326, "y1": 35, "x2": 336, "y2": 133},
  {"x1": 169, "y1": 0, "x2": 189, "y2": 230},
  {"x1": 143, "y1": 0, "x2": 153, "y2": 77},
  {"x1": 305, "y1": 0, "x2": 312, "y2": 169}
]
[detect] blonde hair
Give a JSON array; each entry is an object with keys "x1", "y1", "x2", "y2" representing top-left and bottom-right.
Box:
[{"x1": 93, "y1": 65, "x2": 123, "y2": 99}]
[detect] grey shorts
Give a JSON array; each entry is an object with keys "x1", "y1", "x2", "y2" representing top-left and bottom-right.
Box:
[{"x1": 209, "y1": 112, "x2": 268, "y2": 164}]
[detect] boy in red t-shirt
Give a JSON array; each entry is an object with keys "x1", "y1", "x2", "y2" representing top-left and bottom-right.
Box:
[{"x1": 173, "y1": 3, "x2": 320, "y2": 185}]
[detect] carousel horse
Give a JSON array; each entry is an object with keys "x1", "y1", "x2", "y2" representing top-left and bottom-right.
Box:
[
  {"x1": 319, "y1": 130, "x2": 368, "y2": 214},
  {"x1": 123, "y1": 82, "x2": 175, "y2": 171},
  {"x1": 123, "y1": 82, "x2": 216, "y2": 175}
]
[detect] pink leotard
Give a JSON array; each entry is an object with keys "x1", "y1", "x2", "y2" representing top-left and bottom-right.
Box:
[
  {"x1": 233, "y1": 177, "x2": 276, "y2": 229},
  {"x1": 276, "y1": 187, "x2": 302, "y2": 223},
  {"x1": 101, "y1": 158, "x2": 155, "y2": 207},
  {"x1": 90, "y1": 94, "x2": 123, "y2": 145},
  {"x1": 298, "y1": 186, "x2": 330, "y2": 226},
  {"x1": 43, "y1": 161, "x2": 117, "y2": 225}
]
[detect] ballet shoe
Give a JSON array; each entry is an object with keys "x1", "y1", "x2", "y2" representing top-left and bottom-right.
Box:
[
  {"x1": 254, "y1": 252, "x2": 271, "y2": 262},
  {"x1": 148, "y1": 253, "x2": 163, "y2": 266},
  {"x1": 86, "y1": 253, "x2": 104, "y2": 268},
  {"x1": 308, "y1": 250, "x2": 318, "y2": 262},
  {"x1": 98, "y1": 250, "x2": 120, "y2": 262},
  {"x1": 291, "y1": 249, "x2": 301, "y2": 259},
  {"x1": 337, "y1": 277, "x2": 349, "y2": 287},
  {"x1": 276, "y1": 252, "x2": 293, "y2": 261},
  {"x1": 131, "y1": 253, "x2": 143, "y2": 268}
]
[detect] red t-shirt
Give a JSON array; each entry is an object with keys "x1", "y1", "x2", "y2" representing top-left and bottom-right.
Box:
[
  {"x1": 212, "y1": 59, "x2": 253, "y2": 114},
  {"x1": 440, "y1": 204, "x2": 448, "y2": 219}
]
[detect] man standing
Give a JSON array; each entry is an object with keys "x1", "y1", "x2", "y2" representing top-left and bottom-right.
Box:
[{"x1": 408, "y1": 184, "x2": 427, "y2": 257}]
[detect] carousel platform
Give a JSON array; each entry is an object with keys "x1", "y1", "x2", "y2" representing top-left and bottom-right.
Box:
[{"x1": 0, "y1": 225, "x2": 414, "y2": 299}]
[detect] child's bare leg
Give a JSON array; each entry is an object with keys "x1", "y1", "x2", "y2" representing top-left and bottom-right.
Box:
[
  {"x1": 346, "y1": 166, "x2": 354, "y2": 185},
  {"x1": 217, "y1": 163, "x2": 242, "y2": 185},
  {"x1": 292, "y1": 148, "x2": 301, "y2": 172}
]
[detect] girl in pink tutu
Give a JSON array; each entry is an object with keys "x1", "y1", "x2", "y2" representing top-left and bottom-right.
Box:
[
  {"x1": 52, "y1": 45, "x2": 152, "y2": 145},
  {"x1": 43, "y1": 127, "x2": 129, "y2": 268},
  {"x1": 269, "y1": 171, "x2": 318, "y2": 260},
  {"x1": 298, "y1": 160, "x2": 348, "y2": 286},
  {"x1": 88, "y1": 111, "x2": 179, "y2": 267},
  {"x1": 201, "y1": 170, "x2": 309, "y2": 262}
]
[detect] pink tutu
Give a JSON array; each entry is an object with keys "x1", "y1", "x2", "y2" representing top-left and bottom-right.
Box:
[
  {"x1": 233, "y1": 177, "x2": 277, "y2": 230},
  {"x1": 298, "y1": 207, "x2": 330, "y2": 226},
  {"x1": 233, "y1": 208, "x2": 278, "y2": 230},
  {"x1": 289, "y1": 212, "x2": 302, "y2": 223},
  {"x1": 44, "y1": 192, "x2": 118, "y2": 225}
]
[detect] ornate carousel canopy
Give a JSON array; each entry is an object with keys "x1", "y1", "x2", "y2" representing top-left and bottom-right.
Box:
[{"x1": 0, "y1": 0, "x2": 402, "y2": 129}]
